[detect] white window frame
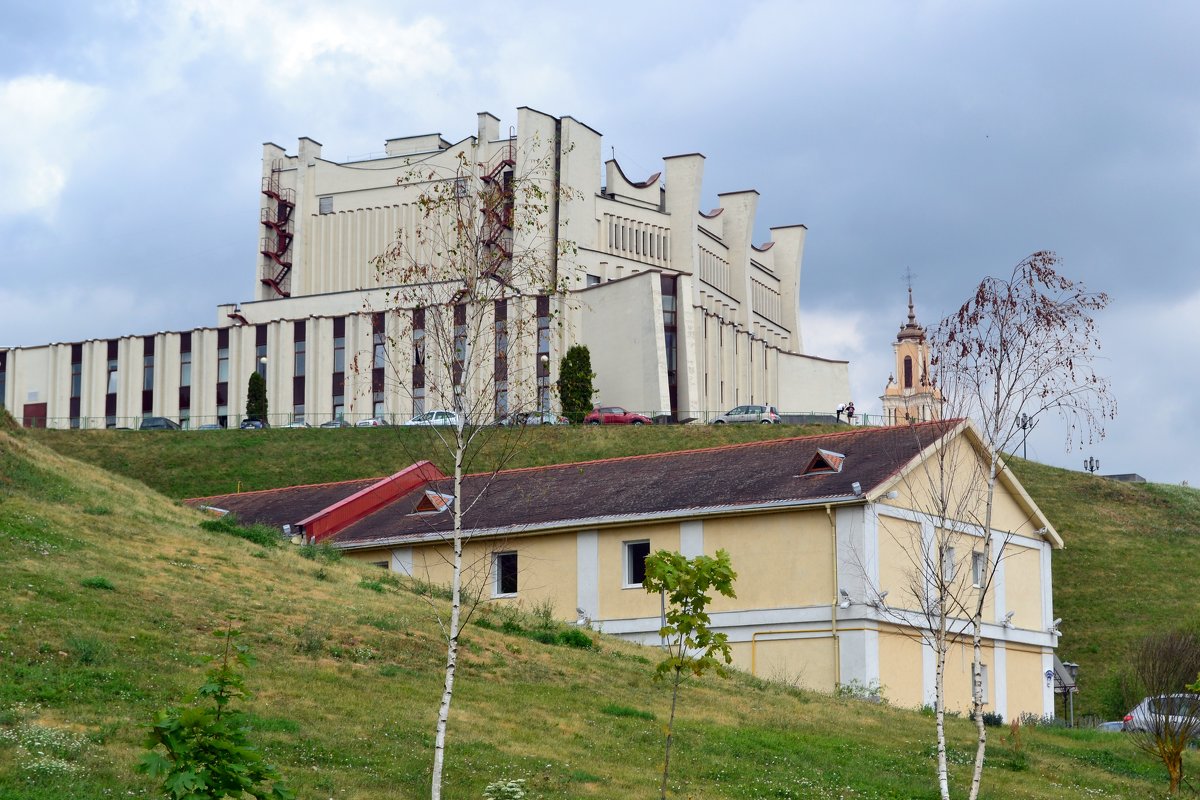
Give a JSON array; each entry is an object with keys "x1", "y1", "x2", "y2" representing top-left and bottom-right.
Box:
[
  {"x1": 623, "y1": 540, "x2": 651, "y2": 588},
  {"x1": 493, "y1": 551, "x2": 518, "y2": 598},
  {"x1": 979, "y1": 663, "x2": 990, "y2": 706}
]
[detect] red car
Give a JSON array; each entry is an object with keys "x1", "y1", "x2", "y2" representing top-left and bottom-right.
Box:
[{"x1": 584, "y1": 406, "x2": 652, "y2": 425}]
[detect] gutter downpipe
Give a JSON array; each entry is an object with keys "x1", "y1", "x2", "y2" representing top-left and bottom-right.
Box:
[
  {"x1": 827, "y1": 503, "x2": 841, "y2": 688},
  {"x1": 750, "y1": 626, "x2": 874, "y2": 678}
]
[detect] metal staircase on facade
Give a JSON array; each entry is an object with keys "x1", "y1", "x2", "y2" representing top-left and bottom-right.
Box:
[{"x1": 260, "y1": 165, "x2": 295, "y2": 297}]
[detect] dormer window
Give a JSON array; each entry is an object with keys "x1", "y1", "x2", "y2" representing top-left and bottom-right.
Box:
[
  {"x1": 802, "y1": 448, "x2": 845, "y2": 475},
  {"x1": 411, "y1": 490, "x2": 455, "y2": 515}
]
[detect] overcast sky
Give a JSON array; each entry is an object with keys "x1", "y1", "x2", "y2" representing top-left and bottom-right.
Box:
[{"x1": 2, "y1": 1, "x2": 1196, "y2": 485}]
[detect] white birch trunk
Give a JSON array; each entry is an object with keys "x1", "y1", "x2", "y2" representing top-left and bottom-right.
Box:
[
  {"x1": 430, "y1": 431, "x2": 466, "y2": 800},
  {"x1": 935, "y1": 621, "x2": 951, "y2": 800},
  {"x1": 967, "y1": 453, "x2": 1000, "y2": 800}
]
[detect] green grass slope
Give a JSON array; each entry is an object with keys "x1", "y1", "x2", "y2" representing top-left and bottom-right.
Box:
[
  {"x1": 2, "y1": 423, "x2": 1194, "y2": 798},
  {"x1": 1007, "y1": 458, "x2": 1200, "y2": 718},
  {"x1": 31, "y1": 422, "x2": 1200, "y2": 720}
]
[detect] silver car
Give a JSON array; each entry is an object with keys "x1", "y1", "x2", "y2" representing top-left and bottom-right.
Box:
[
  {"x1": 403, "y1": 410, "x2": 461, "y2": 427},
  {"x1": 1122, "y1": 694, "x2": 1200, "y2": 738},
  {"x1": 709, "y1": 404, "x2": 782, "y2": 425}
]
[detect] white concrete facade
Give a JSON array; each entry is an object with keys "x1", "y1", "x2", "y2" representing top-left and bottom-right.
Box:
[{"x1": 1, "y1": 107, "x2": 849, "y2": 429}]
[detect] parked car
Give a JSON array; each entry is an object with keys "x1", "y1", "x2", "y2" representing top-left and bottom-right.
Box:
[
  {"x1": 709, "y1": 404, "x2": 782, "y2": 425},
  {"x1": 501, "y1": 411, "x2": 569, "y2": 426},
  {"x1": 282, "y1": 421, "x2": 311, "y2": 428},
  {"x1": 583, "y1": 406, "x2": 652, "y2": 425},
  {"x1": 318, "y1": 419, "x2": 351, "y2": 428},
  {"x1": 355, "y1": 417, "x2": 391, "y2": 427},
  {"x1": 1122, "y1": 694, "x2": 1200, "y2": 737},
  {"x1": 1095, "y1": 721, "x2": 1125, "y2": 733},
  {"x1": 194, "y1": 423, "x2": 223, "y2": 431},
  {"x1": 139, "y1": 416, "x2": 181, "y2": 431},
  {"x1": 404, "y1": 410, "x2": 461, "y2": 427},
  {"x1": 239, "y1": 418, "x2": 269, "y2": 429}
]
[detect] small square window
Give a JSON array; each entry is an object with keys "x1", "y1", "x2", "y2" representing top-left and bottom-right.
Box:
[
  {"x1": 494, "y1": 551, "x2": 518, "y2": 596},
  {"x1": 318, "y1": 195, "x2": 333, "y2": 214},
  {"x1": 624, "y1": 540, "x2": 651, "y2": 587}
]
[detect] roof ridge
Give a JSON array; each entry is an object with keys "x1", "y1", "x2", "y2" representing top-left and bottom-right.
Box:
[
  {"x1": 186, "y1": 475, "x2": 382, "y2": 503},
  {"x1": 461, "y1": 422, "x2": 960, "y2": 480}
]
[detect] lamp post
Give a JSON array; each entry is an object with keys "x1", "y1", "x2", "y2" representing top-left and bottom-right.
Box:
[
  {"x1": 1063, "y1": 661, "x2": 1079, "y2": 727},
  {"x1": 1083, "y1": 456, "x2": 1100, "y2": 475},
  {"x1": 1018, "y1": 412, "x2": 1037, "y2": 459}
]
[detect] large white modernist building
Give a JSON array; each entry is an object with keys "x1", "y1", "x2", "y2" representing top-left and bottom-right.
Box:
[{"x1": 0, "y1": 107, "x2": 849, "y2": 429}]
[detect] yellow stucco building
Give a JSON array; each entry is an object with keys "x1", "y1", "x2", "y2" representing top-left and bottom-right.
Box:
[{"x1": 192, "y1": 421, "x2": 1061, "y2": 720}]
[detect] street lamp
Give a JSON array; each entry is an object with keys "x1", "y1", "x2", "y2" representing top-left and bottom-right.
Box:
[
  {"x1": 1018, "y1": 413, "x2": 1037, "y2": 459},
  {"x1": 258, "y1": 354, "x2": 268, "y2": 378},
  {"x1": 1063, "y1": 661, "x2": 1080, "y2": 727},
  {"x1": 1083, "y1": 456, "x2": 1100, "y2": 474}
]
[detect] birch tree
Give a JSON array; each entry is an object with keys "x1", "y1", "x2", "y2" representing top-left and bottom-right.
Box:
[
  {"x1": 364, "y1": 132, "x2": 576, "y2": 800},
  {"x1": 927, "y1": 250, "x2": 1115, "y2": 799},
  {"x1": 860, "y1": 419, "x2": 1015, "y2": 800}
]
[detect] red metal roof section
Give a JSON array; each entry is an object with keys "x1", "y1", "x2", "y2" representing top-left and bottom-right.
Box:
[{"x1": 300, "y1": 461, "x2": 444, "y2": 543}]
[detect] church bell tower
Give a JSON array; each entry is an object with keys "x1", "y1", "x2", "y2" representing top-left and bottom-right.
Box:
[{"x1": 881, "y1": 287, "x2": 942, "y2": 425}]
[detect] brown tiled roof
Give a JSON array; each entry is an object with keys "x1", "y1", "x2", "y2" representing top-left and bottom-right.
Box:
[
  {"x1": 331, "y1": 421, "x2": 962, "y2": 547},
  {"x1": 186, "y1": 478, "x2": 381, "y2": 528}
]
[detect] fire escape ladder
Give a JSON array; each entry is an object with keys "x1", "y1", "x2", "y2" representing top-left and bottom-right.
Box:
[{"x1": 260, "y1": 176, "x2": 295, "y2": 298}]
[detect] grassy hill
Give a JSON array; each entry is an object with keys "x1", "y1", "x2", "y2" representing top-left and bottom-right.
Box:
[
  {"x1": 2, "y1": 422, "x2": 1192, "y2": 798},
  {"x1": 27, "y1": 422, "x2": 1200, "y2": 722}
]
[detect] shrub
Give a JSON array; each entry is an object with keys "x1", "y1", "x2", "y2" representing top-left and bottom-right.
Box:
[
  {"x1": 298, "y1": 542, "x2": 343, "y2": 563},
  {"x1": 80, "y1": 576, "x2": 115, "y2": 591},
  {"x1": 358, "y1": 578, "x2": 386, "y2": 593},
  {"x1": 200, "y1": 515, "x2": 281, "y2": 548},
  {"x1": 556, "y1": 345, "x2": 596, "y2": 424},
  {"x1": 556, "y1": 627, "x2": 595, "y2": 649},
  {"x1": 835, "y1": 679, "x2": 885, "y2": 703},
  {"x1": 980, "y1": 711, "x2": 1005, "y2": 727},
  {"x1": 601, "y1": 703, "x2": 656, "y2": 721},
  {"x1": 483, "y1": 778, "x2": 527, "y2": 800},
  {"x1": 136, "y1": 627, "x2": 294, "y2": 799}
]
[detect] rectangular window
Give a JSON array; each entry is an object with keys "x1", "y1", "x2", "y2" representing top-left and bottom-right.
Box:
[
  {"x1": 333, "y1": 327, "x2": 346, "y2": 374},
  {"x1": 412, "y1": 307, "x2": 425, "y2": 390},
  {"x1": 494, "y1": 551, "x2": 518, "y2": 596},
  {"x1": 537, "y1": 295, "x2": 550, "y2": 411},
  {"x1": 180, "y1": 350, "x2": 192, "y2": 388},
  {"x1": 318, "y1": 195, "x2": 333, "y2": 214},
  {"x1": 971, "y1": 551, "x2": 986, "y2": 587},
  {"x1": 586, "y1": 274, "x2": 601, "y2": 286},
  {"x1": 217, "y1": 346, "x2": 229, "y2": 383},
  {"x1": 624, "y1": 540, "x2": 651, "y2": 587},
  {"x1": 294, "y1": 321, "x2": 306, "y2": 377},
  {"x1": 413, "y1": 386, "x2": 425, "y2": 416},
  {"x1": 942, "y1": 545, "x2": 957, "y2": 583},
  {"x1": 452, "y1": 303, "x2": 467, "y2": 387},
  {"x1": 143, "y1": 354, "x2": 154, "y2": 391},
  {"x1": 70, "y1": 344, "x2": 82, "y2": 398},
  {"x1": 292, "y1": 403, "x2": 304, "y2": 423},
  {"x1": 255, "y1": 324, "x2": 267, "y2": 378}
]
